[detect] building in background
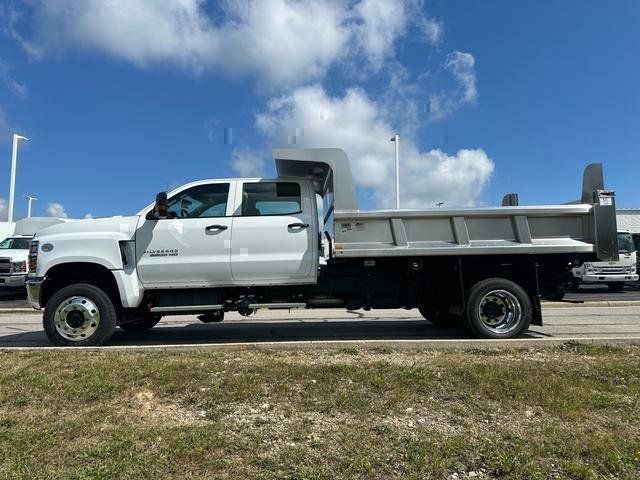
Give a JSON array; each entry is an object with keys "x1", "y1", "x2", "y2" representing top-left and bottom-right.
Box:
[{"x1": 617, "y1": 209, "x2": 640, "y2": 234}]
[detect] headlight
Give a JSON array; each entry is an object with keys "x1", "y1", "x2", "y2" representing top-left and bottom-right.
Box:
[
  {"x1": 584, "y1": 263, "x2": 594, "y2": 273},
  {"x1": 11, "y1": 261, "x2": 26, "y2": 273},
  {"x1": 28, "y1": 241, "x2": 39, "y2": 273}
]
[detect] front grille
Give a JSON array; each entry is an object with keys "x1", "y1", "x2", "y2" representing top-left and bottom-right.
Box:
[
  {"x1": 594, "y1": 266, "x2": 625, "y2": 274},
  {"x1": 0, "y1": 258, "x2": 10, "y2": 275}
]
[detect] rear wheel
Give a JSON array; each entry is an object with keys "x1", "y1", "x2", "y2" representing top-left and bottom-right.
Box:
[
  {"x1": 607, "y1": 282, "x2": 625, "y2": 292},
  {"x1": 43, "y1": 283, "x2": 117, "y2": 346},
  {"x1": 465, "y1": 278, "x2": 532, "y2": 339}
]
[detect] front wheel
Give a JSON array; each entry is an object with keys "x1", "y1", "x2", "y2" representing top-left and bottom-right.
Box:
[
  {"x1": 607, "y1": 282, "x2": 625, "y2": 292},
  {"x1": 43, "y1": 283, "x2": 117, "y2": 346},
  {"x1": 465, "y1": 278, "x2": 532, "y2": 339}
]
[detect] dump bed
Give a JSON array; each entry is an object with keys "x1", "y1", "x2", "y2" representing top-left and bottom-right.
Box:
[
  {"x1": 332, "y1": 203, "x2": 616, "y2": 260},
  {"x1": 273, "y1": 148, "x2": 619, "y2": 263}
]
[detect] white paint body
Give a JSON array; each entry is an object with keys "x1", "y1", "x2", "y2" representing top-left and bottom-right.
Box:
[{"x1": 31, "y1": 178, "x2": 318, "y2": 308}]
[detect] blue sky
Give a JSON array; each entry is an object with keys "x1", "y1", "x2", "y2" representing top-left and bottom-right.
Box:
[{"x1": 0, "y1": 0, "x2": 638, "y2": 220}]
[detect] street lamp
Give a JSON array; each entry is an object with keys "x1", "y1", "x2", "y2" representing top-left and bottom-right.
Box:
[
  {"x1": 390, "y1": 134, "x2": 400, "y2": 208},
  {"x1": 24, "y1": 195, "x2": 37, "y2": 218},
  {"x1": 8, "y1": 133, "x2": 29, "y2": 223}
]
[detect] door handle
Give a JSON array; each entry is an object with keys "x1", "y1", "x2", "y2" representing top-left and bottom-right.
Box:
[
  {"x1": 288, "y1": 222, "x2": 309, "y2": 229},
  {"x1": 205, "y1": 224, "x2": 228, "y2": 231}
]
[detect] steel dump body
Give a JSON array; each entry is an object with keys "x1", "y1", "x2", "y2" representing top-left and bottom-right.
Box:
[
  {"x1": 274, "y1": 148, "x2": 618, "y2": 263},
  {"x1": 333, "y1": 204, "x2": 602, "y2": 258}
]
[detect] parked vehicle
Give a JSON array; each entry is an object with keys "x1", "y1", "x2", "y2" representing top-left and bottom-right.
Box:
[
  {"x1": 571, "y1": 231, "x2": 638, "y2": 291},
  {"x1": 26, "y1": 149, "x2": 619, "y2": 346},
  {"x1": 0, "y1": 236, "x2": 31, "y2": 288},
  {"x1": 0, "y1": 218, "x2": 67, "y2": 289},
  {"x1": 633, "y1": 233, "x2": 640, "y2": 280}
]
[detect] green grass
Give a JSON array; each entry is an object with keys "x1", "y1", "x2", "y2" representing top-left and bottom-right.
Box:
[{"x1": 0, "y1": 344, "x2": 639, "y2": 479}]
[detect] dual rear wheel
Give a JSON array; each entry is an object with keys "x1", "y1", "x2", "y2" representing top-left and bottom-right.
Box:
[{"x1": 419, "y1": 277, "x2": 532, "y2": 339}]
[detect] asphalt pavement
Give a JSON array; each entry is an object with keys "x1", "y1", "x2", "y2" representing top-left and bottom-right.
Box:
[
  {"x1": 1, "y1": 303, "x2": 639, "y2": 348},
  {"x1": 1, "y1": 283, "x2": 639, "y2": 349}
]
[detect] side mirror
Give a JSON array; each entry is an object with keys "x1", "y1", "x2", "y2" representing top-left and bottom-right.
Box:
[{"x1": 148, "y1": 192, "x2": 168, "y2": 220}]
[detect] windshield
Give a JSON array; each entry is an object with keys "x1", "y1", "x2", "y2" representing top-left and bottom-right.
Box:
[
  {"x1": 0, "y1": 237, "x2": 31, "y2": 250},
  {"x1": 617, "y1": 233, "x2": 635, "y2": 253}
]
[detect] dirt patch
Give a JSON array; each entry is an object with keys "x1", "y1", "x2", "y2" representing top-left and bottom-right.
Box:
[{"x1": 98, "y1": 389, "x2": 207, "y2": 429}]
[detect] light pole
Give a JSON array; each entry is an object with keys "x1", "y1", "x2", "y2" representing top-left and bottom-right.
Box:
[
  {"x1": 390, "y1": 134, "x2": 400, "y2": 208},
  {"x1": 8, "y1": 134, "x2": 29, "y2": 223},
  {"x1": 24, "y1": 195, "x2": 37, "y2": 218}
]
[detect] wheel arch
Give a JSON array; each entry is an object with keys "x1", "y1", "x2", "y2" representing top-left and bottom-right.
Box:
[{"x1": 41, "y1": 262, "x2": 122, "y2": 309}]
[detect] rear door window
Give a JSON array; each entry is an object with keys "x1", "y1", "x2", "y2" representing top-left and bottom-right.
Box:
[{"x1": 241, "y1": 182, "x2": 301, "y2": 216}]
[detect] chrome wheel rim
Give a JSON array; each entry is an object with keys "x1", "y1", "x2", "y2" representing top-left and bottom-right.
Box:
[
  {"x1": 478, "y1": 289, "x2": 522, "y2": 334},
  {"x1": 54, "y1": 296, "x2": 100, "y2": 341}
]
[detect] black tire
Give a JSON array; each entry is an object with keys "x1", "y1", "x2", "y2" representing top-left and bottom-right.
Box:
[
  {"x1": 465, "y1": 278, "x2": 532, "y2": 339},
  {"x1": 418, "y1": 305, "x2": 453, "y2": 326},
  {"x1": 43, "y1": 283, "x2": 117, "y2": 346},
  {"x1": 607, "y1": 282, "x2": 625, "y2": 292},
  {"x1": 119, "y1": 314, "x2": 162, "y2": 332}
]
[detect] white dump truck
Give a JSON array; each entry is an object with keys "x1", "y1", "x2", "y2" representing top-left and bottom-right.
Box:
[
  {"x1": 571, "y1": 231, "x2": 638, "y2": 291},
  {"x1": 26, "y1": 149, "x2": 619, "y2": 346}
]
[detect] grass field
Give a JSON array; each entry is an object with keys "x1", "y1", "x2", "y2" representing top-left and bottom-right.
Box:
[{"x1": 0, "y1": 344, "x2": 639, "y2": 479}]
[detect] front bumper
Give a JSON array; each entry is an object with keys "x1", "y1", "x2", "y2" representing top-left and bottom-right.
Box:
[
  {"x1": 0, "y1": 274, "x2": 27, "y2": 288},
  {"x1": 26, "y1": 277, "x2": 45, "y2": 310},
  {"x1": 581, "y1": 274, "x2": 639, "y2": 283}
]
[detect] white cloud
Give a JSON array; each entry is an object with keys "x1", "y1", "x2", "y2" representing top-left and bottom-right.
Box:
[
  {"x1": 0, "y1": 198, "x2": 7, "y2": 221},
  {"x1": 17, "y1": 0, "x2": 440, "y2": 88},
  {"x1": 0, "y1": 60, "x2": 27, "y2": 97},
  {"x1": 46, "y1": 202, "x2": 68, "y2": 218},
  {"x1": 419, "y1": 16, "x2": 443, "y2": 44},
  {"x1": 429, "y1": 51, "x2": 478, "y2": 120},
  {"x1": 256, "y1": 85, "x2": 493, "y2": 207},
  {"x1": 84, "y1": 213, "x2": 93, "y2": 219},
  {"x1": 231, "y1": 148, "x2": 268, "y2": 177}
]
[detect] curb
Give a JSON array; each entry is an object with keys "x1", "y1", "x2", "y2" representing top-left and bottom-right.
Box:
[
  {"x1": 541, "y1": 300, "x2": 640, "y2": 308},
  {"x1": 2, "y1": 336, "x2": 640, "y2": 353}
]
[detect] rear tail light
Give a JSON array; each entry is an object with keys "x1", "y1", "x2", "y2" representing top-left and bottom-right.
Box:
[{"x1": 28, "y1": 241, "x2": 39, "y2": 273}]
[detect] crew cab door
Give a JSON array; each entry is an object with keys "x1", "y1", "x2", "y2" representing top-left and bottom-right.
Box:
[
  {"x1": 135, "y1": 181, "x2": 235, "y2": 287},
  {"x1": 230, "y1": 180, "x2": 317, "y2": 284}
]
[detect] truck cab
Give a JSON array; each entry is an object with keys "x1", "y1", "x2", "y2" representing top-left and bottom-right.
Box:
[
  {"x1": 135, "y1": 177, "x2": 318, "y2": 288},
  {"x1": 571, "y1": 231, "x2": 638, "y2": 291}
]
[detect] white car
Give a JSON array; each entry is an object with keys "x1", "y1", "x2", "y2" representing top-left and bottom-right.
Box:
[{"x1": 0, "y1": 236, "x2": 31, "y2": 288}]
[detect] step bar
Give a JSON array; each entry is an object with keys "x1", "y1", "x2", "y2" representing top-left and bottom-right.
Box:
[{"x1": 150, "y1": 303, "x2": 306, "y2": 313}]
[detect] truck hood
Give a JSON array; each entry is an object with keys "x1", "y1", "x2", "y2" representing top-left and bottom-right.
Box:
[
  {"x1": 0, "y1": 249, "x2": 29, "y2": 261},
  {"x1": 34, "y1": 215, "x2": 141, "y2": 242}
]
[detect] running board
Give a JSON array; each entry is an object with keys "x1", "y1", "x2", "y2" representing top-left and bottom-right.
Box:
[
  {"x1": 150, "y1": 303, "x2": 306, "y2": 313},
  {"x1": 150, "y1": 305, "x2": 223, "y2": 313},
  {"x1": 247, "y1": 303, "x2": 307, "y2": 310}
]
